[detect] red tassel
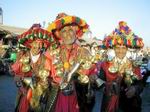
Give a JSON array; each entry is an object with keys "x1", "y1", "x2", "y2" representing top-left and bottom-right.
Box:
[
  {"x1": 19, "y1": 95, "x2": 29, "y2": 112},
  {"x1": 27, "y1": 88, "x2": 32, "y2": 101},
  {"x1": 127, "y1": 40, "x2": 131, "y2": 46},
  {"x1": 107, "y1": 95, "x2": 119, "y2": 112},
  {"x1": 72, "y1": 16, "x2": 76, "y2": 22},
  {"x1": 56, "y1": 20, "x2": 62, "y2": 29}
]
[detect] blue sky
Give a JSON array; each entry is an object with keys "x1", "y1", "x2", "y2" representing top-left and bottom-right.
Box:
[{"x1": 0, "y1": 0, "x2": 150, "y2": 47}]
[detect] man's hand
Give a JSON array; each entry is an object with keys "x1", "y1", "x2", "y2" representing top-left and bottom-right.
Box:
[
  {"x1": 89, "y1": 74, "x2": 98, "y2": 83},
  {"x1": 125, "y1": 86, "x2": 136, "y2": 98}
]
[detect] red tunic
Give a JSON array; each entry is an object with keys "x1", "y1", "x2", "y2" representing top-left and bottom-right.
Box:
[
  {"x1": 100, "y1": 61, "x2": 142, "y2": 112},
  {"x1": 11, "y1": 52, "x2": 51, "y2": 112}
]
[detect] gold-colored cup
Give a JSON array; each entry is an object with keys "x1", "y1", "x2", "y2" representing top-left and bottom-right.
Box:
[
  {"x1": 38, "y1": 69, "x2": 49, "y2": 79},
  {"x1": 20, "y1": 57, "x2": 30, "y2": 64},
  {"x1": 22, "y1": 64, "x2": 31, "y2": 73},
  {"x1": 108, "y1": 66, "x2": 118, "y2": 73},
  {"x1": 78, "y1": 74, "x2": 89, "y2": 84}
]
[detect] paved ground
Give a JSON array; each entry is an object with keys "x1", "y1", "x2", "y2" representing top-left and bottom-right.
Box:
[
  {"x1": 0, "y1": 74, "x2": 17, "y2": 112},
  {"x1": 0, "y1": 75, "x2": 150, "y2": 112},
  {"x1": 142, "y1": 83, "x2": 150, "y2": 112}
]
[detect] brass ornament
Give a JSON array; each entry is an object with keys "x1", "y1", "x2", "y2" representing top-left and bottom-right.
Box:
[
  {"x1": 23, "y1": 77, "x2": 34, "y2": 89},
  {"x1": 82, "y1": 61, "x2": 92, "y2": 69},
  {"x1": 38, "y1": 69, "x2": 49, "y2": 81},
  {"x1": 108, "y1": 66, "x2": 118, "y2": 73},
  {"x1": 22, "y1": 64, "x2": 31, "y2": 73},
  {"x1": 30, "y1": 84, "x2": 47, "y2": 110},
  {"x1": 20, "y1": 56, "x2": 30, "y2": 64},
  {"x1": 56, "y1": 69, "x2": 64, "y2": 77},
  {"x1": 124, "y1": 74, "x2": 133, "y2": 86},
  {"x1": 30, "y1": 69, "x2": 49, "y2": 109},
  {"x1": 124, "y1": 68, "x2": 138, "y2": 86},
  {"x1": 64, "y1": 62, "x2": 70, "y2": 70},
  {"x1": 78, "y1": 74, "x2": 89, "y2": 84}
]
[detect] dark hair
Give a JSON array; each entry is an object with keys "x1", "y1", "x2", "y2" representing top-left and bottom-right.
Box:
[{"x1": 142, "y1": 57, "x2": 148, "y2": 62}]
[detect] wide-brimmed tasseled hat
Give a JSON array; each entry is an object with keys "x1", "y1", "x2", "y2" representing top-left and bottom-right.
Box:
[
  {"x1": 18, "y1": 24, "x2": 55, "y2": 48},
  {"x1": 103, "y1": 21, "x2": 144, "y2": 49},
  {"x1": 47, "y1": 13, "x2": 89, "y2": 39}
]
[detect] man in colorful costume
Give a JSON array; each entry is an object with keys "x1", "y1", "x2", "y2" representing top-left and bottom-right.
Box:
[
  {"x1": 45, "y1": 13, "x2": 95, "y2": 112},
  {"x1": 11, "y1": 24, "x2": 53, "y2": 112},
  {"x1": 98, "y1": 21, "x2": 144, "y2": 112}
]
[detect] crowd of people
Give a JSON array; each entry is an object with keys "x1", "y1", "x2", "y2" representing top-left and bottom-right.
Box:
[{"x1": 9, "y1": 13, "x2": 149, "y2": 112}]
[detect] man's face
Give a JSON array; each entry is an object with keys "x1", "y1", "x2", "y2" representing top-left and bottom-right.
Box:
[
  {"x1": 60, "y1": 26, "x2": 76, "y2": 45},
  {"x1": 30, "y1": 41, "x2": 41, "y2": 55},
  {"x1": 114, "y1": 45, "x2": 127, "y2": 59}
]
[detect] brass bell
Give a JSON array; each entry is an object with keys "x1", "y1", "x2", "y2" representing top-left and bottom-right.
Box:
[
  {"x1": 56, "y1": 70, "x2": 63, "y2": 77},
  {"x1": 60, "y1": 82, "x2": 68, "y2": 90},
  {"x1": 95, "y1": 78, "x2": 105, "y2": 87},
  {"x1": 23, "y1": 77, "x2": 34, "y2": 89},
  {"x1": 124, "y1": 75, "x2": 132, "y2": 86},
  {"x1": 108, "y1": 66, "x2": 118, "y2": 73},
  {"x1": 38, "y1": 69, "x2": 49, "y2": 79},
  {"x1": 82, "y1": 61, "x2": 92, "y2": 69},
  {"x1": 78, "y1": 74, "x2": 89, "y2": 84},
  {"x1": 20, "y1": 56, "x2": 30, "y2": 64},
  {"x1": 125, "y1": 69, "x2": 134, "y2": 76},
  {"x1": 22, "y1": 64, "x2": 31, "y2": 73}
]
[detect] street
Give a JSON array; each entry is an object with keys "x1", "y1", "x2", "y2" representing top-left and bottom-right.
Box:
[
  {"x1": 0, "y1": 75, "x2": 17, "y2": 112},
  {"x1": 0, "y1": 75, "x2": 150, "y2": 112},
  {"x1": 141, "y1": 83, "x2": 150, "y2": 112}
]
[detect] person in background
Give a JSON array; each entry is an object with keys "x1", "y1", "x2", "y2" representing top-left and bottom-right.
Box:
[
  {"x1": 11, "y1": 24, "x2": 53, "y2": 112},
  {"x1": 96, "y1": 21, "x2": 144, "y2": 112},
  {"x1": 142, "y1": 57, "x2": 150, "y2": 86}
]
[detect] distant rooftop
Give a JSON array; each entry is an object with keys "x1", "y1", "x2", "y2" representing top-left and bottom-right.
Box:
[{"x1": 0, "y1": 24, "x2": 27, "y2": 35}]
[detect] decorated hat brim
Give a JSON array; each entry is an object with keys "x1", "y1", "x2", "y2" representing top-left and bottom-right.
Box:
[
  {"x1": 18, "y1": 28, "x2": 55, "y2": 48},
  {"x1": 47, "y1": 15, "x2": 89, "y2": 39},
  {"x1": 102, "y1": 21, "x2": 144, "y2": 49}
]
